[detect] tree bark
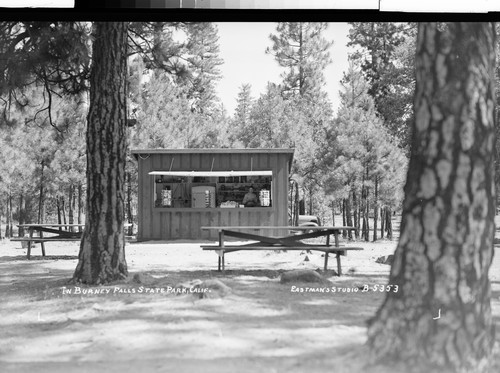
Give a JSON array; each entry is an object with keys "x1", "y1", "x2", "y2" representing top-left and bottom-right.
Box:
[
  {"x1": 37, "y1": 161, "x2": 44, "y2": 224},
  {"x1": 342, "y1": 198, "x2": 346, "y2": 238},
  {"x1": 331, "y1": 200, "x2": 335, "y2": 226},
  {"x1": 68, "y1": 184, "x2": 75, "y2": 232},
  {"x1": 368, "y1": 23, "x2": 496, "y2": 372},
  {"x1": 126, "y1": 172, "x2": 133, "y2": 236},
  {"x1": 380, "y1": 206, "x2": 385, "y2": 239},
  {"x1": 385, "y1": 207, "x2": 392, "y2": 240},
  {"x1": 494, "y1": 23, "x2": 500, "y2": 213},
  {"x1": 299, "y1": 198, "x2": 305, "y2": 215},
  {"x1": 352, "y1": 189, "x2": 359, "y2": 239},
  {"x1": 61, "y1": 197, "x2": 67, "y2": 228},
  {"x1": 18, "y1": 194, "x2": 24, "y2": 237},
  {"x1": 308, "y1": 187, "x2": 313, "y2": 215},
  {"x1": 56, "y1": 196, "x2": 62, "y2": 232},
  {"x1": 373, "y1": 176, "x2": 379, "y2": 241},
  {"x1": 73, "y1": 22, "x2": 128, "y2": 285},
  {"x1": 345, "y1": 195, "x2": 353, "y2": 240},
  {"x1": 362, "y1": 183, "x2": 370, "y2": 241},
  {"x1": 5, "y1": 193, "x2": 11, "y2": 238},
  {"x1": 77, "y1": 183, "x2": 83, "y2": 233}
]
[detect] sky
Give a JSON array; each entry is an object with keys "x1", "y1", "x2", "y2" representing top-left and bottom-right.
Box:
[{"x1": 215, "y1": 22, "x2": 352, "y2": 116}]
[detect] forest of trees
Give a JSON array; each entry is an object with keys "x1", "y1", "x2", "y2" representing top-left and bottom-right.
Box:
[
  {"x1": 0, "y1": 21, "x2": 412, "y2": 243},
  {"x1": 0, "y1": 20, "x2": 498, "y2": 372}
]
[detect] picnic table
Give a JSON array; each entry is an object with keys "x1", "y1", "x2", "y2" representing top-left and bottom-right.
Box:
[
  {"x1": 201, "y1": 226, "x2": 363, "y2": 275},
  {"x1": 11, "y1": 224, "x2": 84, "y2": 259}
]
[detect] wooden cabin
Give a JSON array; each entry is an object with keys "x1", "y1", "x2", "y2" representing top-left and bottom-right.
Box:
[{"x1": 131, "y1": 148, "x2": 294, "y2": 241}]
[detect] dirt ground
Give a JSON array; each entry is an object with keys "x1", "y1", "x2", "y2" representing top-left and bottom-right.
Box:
[{"x1": 1, "y1": 228, "x2": 500, "y2": 373}]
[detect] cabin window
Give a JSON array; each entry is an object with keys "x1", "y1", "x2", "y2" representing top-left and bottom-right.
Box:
[{"x1": 152, "y1": 173, "x2": 272, "y2": 208}]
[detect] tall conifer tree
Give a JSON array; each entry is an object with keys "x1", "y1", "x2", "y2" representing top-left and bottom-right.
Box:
[{"x1": 368, "y1": 22, "x2": 496, "y2": 372}]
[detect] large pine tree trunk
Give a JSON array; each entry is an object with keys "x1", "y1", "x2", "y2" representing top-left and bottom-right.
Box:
[
  {"x1": 494, "y1": 24, "x2": 500, "y2": 213},
  {"x1": 73, "y1": 22, "x2": 128, "y2": 285},
  {"x1": 367, "y1": 23, "x2": 496, "y2": 372}
]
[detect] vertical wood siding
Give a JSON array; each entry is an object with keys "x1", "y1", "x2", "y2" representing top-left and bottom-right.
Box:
[{"x1": 135, "y1": 150, "x2": 292, "y2": 240}]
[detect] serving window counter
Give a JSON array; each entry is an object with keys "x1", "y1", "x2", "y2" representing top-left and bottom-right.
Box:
[{"x1": 152, "y1": 172, "x2": 272, "y2": 209}]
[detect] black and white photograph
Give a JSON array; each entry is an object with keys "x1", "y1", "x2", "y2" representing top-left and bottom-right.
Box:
[{"x1": 0, "y1": 4, "x2": 499, "y2": 373}]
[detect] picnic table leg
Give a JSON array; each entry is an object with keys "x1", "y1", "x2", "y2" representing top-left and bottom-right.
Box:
[
  {"x1": 324, "y1": 252, "x2": 329, "y2": 271},
  {"x1": 219, "y1": 230, "x2": 225, "y2": 273},
  {"x1": 27, "y1": 227, "x2": 34, "y2": 260},
  {"x1": 216, "y1": 250, "x2": 226, "y2": 273},
  {"x1": 336, "y1": 253, "x2": 342, "y2": 276},
  {"x1": 40, "y1": 230, "x2": 46, "y2": 257}
]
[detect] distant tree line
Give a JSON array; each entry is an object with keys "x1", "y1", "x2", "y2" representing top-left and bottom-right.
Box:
[{"x1": 0, "y1": 21, "x2": 412, "y2": 243}]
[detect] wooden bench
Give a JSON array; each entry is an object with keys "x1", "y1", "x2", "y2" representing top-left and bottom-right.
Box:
[
  {"x1": 11, "y1": 237, "x2": 81, "y2": 242},
  {"x1": 200, "y1": 244, "x2": 363, "y2": 275},
  {"x1": 11, "y1": 236, "x2": 81, "y2": 259}
]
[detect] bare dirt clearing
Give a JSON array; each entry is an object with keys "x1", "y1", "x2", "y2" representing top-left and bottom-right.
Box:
[{"x1": 1, "y1": 233, "x2": 499, "y2": 373}]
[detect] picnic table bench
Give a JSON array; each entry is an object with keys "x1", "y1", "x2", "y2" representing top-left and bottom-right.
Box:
[
  {"x1": 11, "y1": 223, "x2": 133, "y2": 259},
  {"x1": 200, "y1": 226, "x2": 363, "y2": 275},
  {"x1": 11, "y1": 224, "x2": 84, "y2": 259}
]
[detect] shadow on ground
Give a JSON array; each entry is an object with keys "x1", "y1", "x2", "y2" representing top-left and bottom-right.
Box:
[{"x1": 0, "y1": 255, "x2": 78, "y2": 262}]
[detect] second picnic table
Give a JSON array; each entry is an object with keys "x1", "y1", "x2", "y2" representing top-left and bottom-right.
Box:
[
  {"x1": 201, "y1": 226, "x2": 363, "y2": 275},
  {"x1": 12, "y1": 224, "x2": 84, "y2": 259}
]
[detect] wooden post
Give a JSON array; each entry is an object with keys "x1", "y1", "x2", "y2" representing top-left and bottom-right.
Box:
[{"x1": 27, "y1": 227, "x2": 34, "y2": 260}]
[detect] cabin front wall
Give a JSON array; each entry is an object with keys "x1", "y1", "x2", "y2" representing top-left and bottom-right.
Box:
[{"x1": 135, "y1": 152, "x2": 290, "y2": 240}]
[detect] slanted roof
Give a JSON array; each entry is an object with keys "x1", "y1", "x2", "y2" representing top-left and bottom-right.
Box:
[
  {"x1": 131, "y1": 148, "x2": 294, "y2": 156},
  {"x1": 131, "y1": 148, "x2": 295, "y2": 171}
]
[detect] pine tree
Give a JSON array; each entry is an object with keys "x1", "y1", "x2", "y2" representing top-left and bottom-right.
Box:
[
  {"x1": 266, "y1": 22, "x2": 334, "y2": 214},
  {"x1": 73, "y1": 22, "x2": 129, "y2": 284},
  {"x1": 132, "y1": 71, "x2": 199, "y2": 148},
  {"x1": 229, "y1": 83, "x2": 254, "y2": 147},
  {"x1": 348, "y1": 22, "x2": 416, "y2": 149},
  {"x1": 243, "y1": 82, "x2": 291, "y2": 148},
  {"x1": 266, "y1": 22, "x2": 332, "y2": 101},
  {"x1": 320, "y1": 59, "x2": 405, "y2": 240},
  {"x1": 183, "y1": 22, "x2": 224, "y2": 114},
  {"x1": 368, "y1": 22, "x2": 496, "y2": 372}
]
